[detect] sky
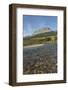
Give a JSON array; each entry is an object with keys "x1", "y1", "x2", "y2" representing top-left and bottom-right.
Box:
[{"x1": 23, "y1": 15, "x2": 57, "y2": 37}]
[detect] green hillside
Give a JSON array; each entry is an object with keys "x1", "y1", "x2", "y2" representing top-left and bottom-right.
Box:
[{"x1": 23, "y1": 31, "x2": 57, "y2": 46}]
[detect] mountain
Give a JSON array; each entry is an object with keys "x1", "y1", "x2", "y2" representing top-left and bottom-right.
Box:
[
  {"x1": 33, "y1": 27, "x2": 51, "y2": 35},
  {"x1": 24, "y1": 31, "x2": 57, "y2": 39}
]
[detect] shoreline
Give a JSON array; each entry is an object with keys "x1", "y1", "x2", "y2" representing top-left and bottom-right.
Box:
[
  {"x1": 24, "y1": 44, "x2": 44, "y2": 48},
  {"x1": 23, "y1": 42, "x2": 56, "y2": 48}
]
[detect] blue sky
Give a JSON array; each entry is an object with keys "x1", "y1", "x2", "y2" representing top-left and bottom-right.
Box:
[{"x1": 23, "y1": 15, "x2": 57, "y2": 37}]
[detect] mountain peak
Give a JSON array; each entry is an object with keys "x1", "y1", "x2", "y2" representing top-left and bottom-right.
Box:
[{"x1": 33, "y1": 27, "x2": 51, "y2": 35}]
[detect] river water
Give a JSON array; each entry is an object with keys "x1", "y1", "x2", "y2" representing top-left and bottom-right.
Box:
[{"x1": 23, "y1": 43, "x2": 57, "y2": 74}]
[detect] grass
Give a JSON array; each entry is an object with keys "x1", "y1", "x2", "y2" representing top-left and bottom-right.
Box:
[
  {"x1": 23, "y1": 36, "x2": 57, "y2": 46},
  {"x1": 23, "y1": 31, "x2": 57, "y2": 46}
]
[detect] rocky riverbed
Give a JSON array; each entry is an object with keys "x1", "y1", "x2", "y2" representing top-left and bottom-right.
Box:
[{"x1": 23, "y1": 43, "x2": 57, "y2": 74}]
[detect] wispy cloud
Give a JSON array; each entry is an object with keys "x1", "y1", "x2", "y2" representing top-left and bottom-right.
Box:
[{"x1": 24, "y1": 23, "x2": 33, "y2": 37}]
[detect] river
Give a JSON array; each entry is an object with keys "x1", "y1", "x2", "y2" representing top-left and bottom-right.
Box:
[{"x1": 23, "y1": 43, "x2": 57, "y2": 74}]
